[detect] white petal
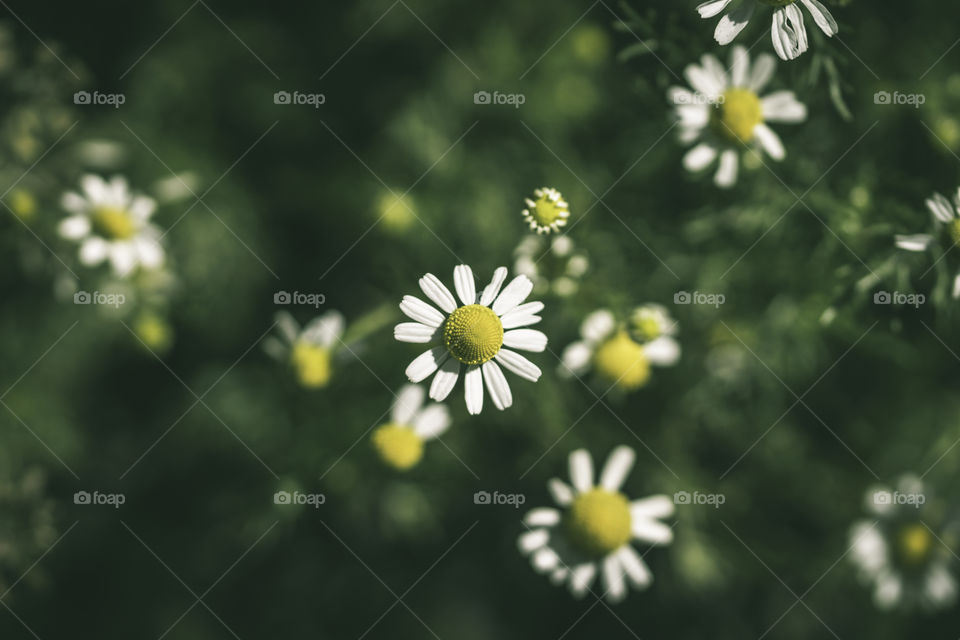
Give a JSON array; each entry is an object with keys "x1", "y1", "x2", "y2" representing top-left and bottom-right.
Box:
[
  {"x1": 60, "y1": 191, "x2": 88, "y2": 214},
  {"x1": 302, "y1": 311, "x2": 345, "y2": 347},
  {"x1": 453, "y1": 264, "x2": 476, "y2": 306},
  {"x1": 503, "y1": 329, "x2": 547, "y2": 353},
  {"x1": 79, "y1": 237, "x2": 109, "y2": 265},
  {"x1": 761, "y1": 91, "x2": 808, "y2": 122},
  {"x1": 464, "y1": 365, "x2": 484, "y2": 415},
  {"x1": 494, "y1": 349, "x2": 542, "y2": 382},
  {"x1": 927, "y1": 193, "x2": 955, "y2": 224},
  {"x1": 714, "y1": 149, "x2": 739, "y2": 188},
  {"x1": 479, "y1": 266, "x2": 508, "y2": 306},
  {"x1": 569, "y1": 449, "x2": 594, "y2": 493},
  {"x1": 630, "y1": 495, "x2": 676, "y2": 519},
  {"x1": 730, "y1": 45, "x2": 750, "y2": 87},
  {"x1": 481, "y1": 361, "x2": 512, "y2": 410},
  {"x1": 524, "y1": 507, "x2": 561, "y2": 527},
  {"x1": 492, "y1": 275, "x2": 534, "y2": 315},
  {"x1": 58, "y1": 215, "x2": 92, "y2": 240},
  {"x1": 602, "y1": 554, "x2": 627, "y2": 603},
  {"x1": 532, "y1": 547, "x2": 561, "y2": 573},
  {"x1": 406, "y1": 346, "x2": 448, "y2": 383},
  {"x1": 684, "y1": 63, "x2": 723, "y2": 102},
  {"x1": 714, "y1": 1, "x2": 754, "y2": 45},
  {"x1": 875, "y1": 573, "x2": 902, "y2": 609},
  {"x1": 129, "y1": 195, "x2": 157, "y2": 221},
  {"x1": 411, "y1": 403, "x2": 450, "y2": 439},
  {"x1": 771, "y1": 7, "x2": 801, "y2": 61},
  {"x1": 109, "y1": 244, "x2": 137, "y2": 276},
  {"x1": 392, "y1": 384, "x2": 425, "y2": 424},
  {"x1": 548, "y1": 479, "x2": 574, "y2": 506},
  {"x1": 569, "y1": 563, "x2": 597, "y2": 598},
  {"x1": 675, "y1": 104, "x2": 710, "y2": 129},
  {"x1": 599, "y1": 446, "x2": 635, "y2": 491},
  {"x1": 683, "y1": 143, "x2": 719, "y2": 172},
  {"x1": 429, "y1": 357, "x2": 460, "y2": 400},
  {"x1": 748, "y1": 53, "x2": 777, "y2": 92},
  {"x1": 953, "y1": 273, "x2": 960, "y2": 300},
  {"x1": 632, "y1": 518, "x2": 674, "y2": 545},
  {"x1": 400, "y1": 295, "x2": 445, "y2": 328},
  {"x1": 518, "y1": 529, "x2": 550, "y2": 553},
  {"x1": 754, "y1": 123, "x2": 786, "y2": 161},
  {"x1": 134, "y1": 236, "x2": 164, "y2": 269},
  {"x1": 894, "y1": 234, "x2": 934, "y2": 252},
  {"x1": 418, "y1": 273, "x2": 457, "y2": 314},
  {"x1": 394, "y1": 322, "x2": 438, "y2": 343},
  {"x1": 80, "y1": 174, "x2": 108, "y2": 203},
  {"x1": 560, "y1": 342, "x2": 593, "y2": 377},
  {"x1": 274, "y1": 311, "x2": 300, "y2": 343},
  {"x1": 581, "y1": 309, "x2": 615, "y2": 344},
  {"x1": 617, "y1": 546, "x2": 652, "y2": 588},
  {"x1": 644, "y1": 336, "x2": 681, "y2": 366},
  {"x1": 500, "y1": 301, "x2": 544, "y2": 329},
  {"x1": 799, "y1": 0, "x2": 837, "y2": 36},
  {"x1": 696, "y1": 0, "x2": 733, "y2": 18}
]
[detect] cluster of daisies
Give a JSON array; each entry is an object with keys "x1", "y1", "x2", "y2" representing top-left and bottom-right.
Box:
[{"x1": 672, "y1": 0, "x2": 838, "y2": 188}]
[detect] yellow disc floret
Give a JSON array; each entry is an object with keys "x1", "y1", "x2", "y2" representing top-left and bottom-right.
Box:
[
  {"x1": 712, "y1": 88, "x2": 763, "y2": 143},
  {"x1": 898, "y1": 523, "x2": 933, "y2": 565},
  {"x1": 443, "y1": 304, "x2": 504, "y2": 365},
  {"x1": 291, "y1": 342, "x2": 332, "y2": 388},
  {"x1": 372, "y1": 424, "x2": 424, "y2": 470},
  {"x1": 948, "y1": 219, "x2": 960, "y2": 247},
  {"x1": 593, "y1": 330, "x2": 651, "y2": 390},
  {"x1": 92, "y1": 206, "x2": 137, "y2": 240},
  {"x1": 523, "y1": 187, "x2": 570, "y2": 234},
  {"x1": 567, "y1": 488, "x2": 633, "y2": 556}
]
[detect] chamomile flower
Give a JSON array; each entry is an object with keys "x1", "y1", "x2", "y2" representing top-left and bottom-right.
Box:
[
  {"x1": 518, "y1": 446, "x2": 674, "y2": 602},
  {"x1": 561, "y1": 309, "x2": 679, "y2": 391},
  {"x1": 371, "y1": 384, "x2": 451, "y2": 470},
  {"x1": 895, "y1": 187, "x2": 960, "y2": 298},
  {"x1": 394, "y1": 265, "x2": 546, "y2": 415},
  {"x1": 671, "y1": 45, "x2": 807, "y2": 188},
  {"x1": 264, "y1": 310, "x2": 345, "y2": 389},
  {"x1": 58, "y1": 174, "x2": 164, "y2": 277},
  {"x1": 522, "y1": 187, "x2": 570, "y2": 234},
  {"x1": 514, "y1": 234, "x2": 589, "y2": 297},
  {"x1": 849, "y1": 475, "x2": 958, "y2": 611},
  {"x1": 696, "y1": 0, "x2": 838, "y2": 61}
]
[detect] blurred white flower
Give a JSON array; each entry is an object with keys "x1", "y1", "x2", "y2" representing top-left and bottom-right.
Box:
[
  {"x1": 849, "y1": 474, "x2": 957, "y2": 611},
  {"x1": 696, "y1": 0, "x2": 838, "y2": 61},
  {"x1": 514, "y1": 235, "x2": 589, "y2": 297},
  {"x1": 264, "y1": 310, "x2": 345, "y2": 389},
  {"x1": 895, "y1": 187, "x2": 960, "y2": 298},
  {"x1": 394, "y1": 265, "x2": 546, "y2": 415},
  {"x1": 371, "y1": 384, "x2": 451, "y2": 470},
  {"x1": 671, "y1": 45, "x2": 807, "y2": 188},
  {"x1": 58, "y1": 174, "x2": 164, "y2": 277},
  {"x1": 518, "y1": 446, "x2": 674, "y2": 602},
  {"x1": 522, "y1": 187, "x2": 570, "y2": 234}
]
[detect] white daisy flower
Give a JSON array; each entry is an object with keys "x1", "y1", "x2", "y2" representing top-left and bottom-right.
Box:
[
  {"x1": 849, "y1": 475, "x2": 957, "y2": 611},
  {"x1": 696, "y1": 0, "x2": 838, "y2": 61},
  {"x1": 58, "y1": 174, "x2": 164, "y2": 277},
  {"x1": 671, "y1": 45, "x2": 807, "y2": 188},
  {"x1": 895, "y1": 187, "x2": 960, "y2": 298},
  {"x1": 264, "y1": 310, "x2": 345, "y2": 389},
  {"x1": 561, "y1": 308, "x2": 680, "y2": 391},
  {"x1": 371, "y1": 384, "x2": 451, "y2": 470},
  {"x1": 518, "y1": 446, "x2": 674, "y2": 602},
  {"x1": 394, "y1": 265, "x2": 547, "y2": 415},
  {"x1": 522, "y1": 187, "x2": 570, "y2": 234},
  {"x1": 514, "y1": 235, "x2": 590, "y2": 297}
]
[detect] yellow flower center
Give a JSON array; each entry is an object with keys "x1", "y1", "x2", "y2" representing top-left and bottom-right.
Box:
[
  {"x1": 291, "y1": 342, "x2": 332, "y2": 388},
  {"x1": 948, "y1": 219, "x2": 960, "y2": 247},
  {"x1": 531, "y1": 193, "x2": 567, "y2": 228},
  {"x1": 443, "y1": 304, "x2": 504, "y2": 365},
  {"x1": 9, "y1": 189, "x2": 37, "y2": 222},
  {"x1": 567, "y1": 488, "x2": 633, "y2": 556},
  {"x1": 633, "y1": 314, "x2": 663, "y2": 342},
  {"x1": 712, "y1": 88, "x2": 763, "y2": 143},
  {"x1": 92, "y1": 206, "x2": 137, "y2": 240},
  {"x1": 593, "y1": 331, "x2": 651, "y2": 390},
  {"x1": 898, "y1": 524, "x2": 932, "y2": 565},
  {"x1": 134, "y1": 314, "x2": 172, "y2": 352},
  {"x1": 372, "y1": 424, "x2": 423, "y2": 470}
]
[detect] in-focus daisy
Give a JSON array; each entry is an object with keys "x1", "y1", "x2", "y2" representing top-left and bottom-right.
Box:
[
  {"x1": 514, "y1": 235, "x2": 589, "y2": 297},
  {"x1": 518, "y1": 446, "x2": 674, "y2": 602},
  {"x1": 522, "y1": 187, "x2": 570, "y2": 234},
  {"x1": 58, "y1": 174, "x2": 164, "y2": 277},
  {"x1": 264, "y1": 310, "x2": 345, "y2": 389},
  {"x1": 671, "y1": 45, "x2": 807, "y2": 188},
  {"x1": 561, "y1": 308, "x2": 679, "y2": 391},
  {"x1": 895, "y1": 187, "x2": 960, "y2": 298},
  {"x1": 394, "y1": 265, "x2": 546, "y2": 415},
  {"x1": 696, "y1": 0, "x2": 838, "y2": 61},
  {"x1": 371, "y1": 384, "x2": 451, "y2": 470},
  {"x1": 849, "y1": 474, "x2": 957, "y2": 611}
]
